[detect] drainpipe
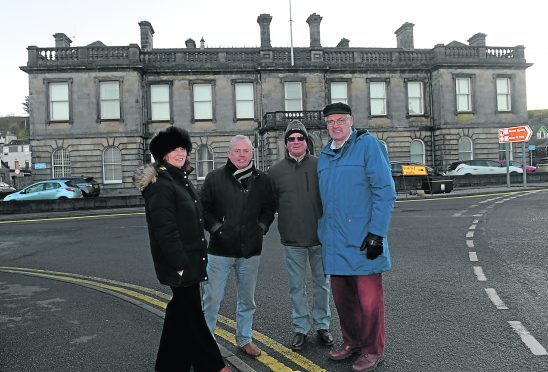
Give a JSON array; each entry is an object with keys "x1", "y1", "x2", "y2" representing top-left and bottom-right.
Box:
[
  {"x1": 258, "y1": 71, "x2": 265, "y2": 171},
  {"x1": 429, "y1": 70, "x2": 436, "y2": 171}
]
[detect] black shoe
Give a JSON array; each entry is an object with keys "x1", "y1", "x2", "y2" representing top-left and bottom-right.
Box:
[
  {"x1": 291, "y1": 332, "x2": 307, "y2": 351},
  {"x1": 317, "y1": 329, "x2": 334, "y2": 346}
]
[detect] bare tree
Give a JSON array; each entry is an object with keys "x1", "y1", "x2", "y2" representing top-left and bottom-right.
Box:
[{"x1": 22, "y1": 96, "x2": 30, "y2": 114}]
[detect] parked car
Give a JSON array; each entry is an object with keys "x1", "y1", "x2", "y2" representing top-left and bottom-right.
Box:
[
  {"x1": 0, "y1": 181, "x2": 16, "y2": 199},
  {"x1": 64, "y1": 177, "x2": 101, "y2": 197},
  {"x1": 494, "y1": 160, "x2": 536, "y2": 173},
  {"x1": 446, "y1": 159, "x2": 523, "y2": 176},
  {"x1": 536, "y1": 158, "x2": 548, "y2": 173},
  {"x1": 390, "y1": 161, "x2": 443, "y2": 177},
  {"x1": 3, "y1": 180, "x2": 83, "y2": 201}
]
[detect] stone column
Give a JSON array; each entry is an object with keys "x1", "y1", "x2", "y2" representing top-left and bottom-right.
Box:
[
  {"x1": 53, "y1": 33, "x2": 72, "y2": 48},
  {"x1": 257, "y1": 14, "x2": 273, "y2": 48},
  {"x1": 306, "y1": 13, "x2": 322, "y2": 48},
  {"x1": 395, "y1": 22, "x2": 414, "y2": 50},
  {"x1": 138, "y1": 21, "x2": 154, "y2": 51}
]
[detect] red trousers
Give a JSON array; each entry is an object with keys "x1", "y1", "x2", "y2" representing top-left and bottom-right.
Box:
[{"x1": 331, "y1": 274, "x2": 385, "y2": 355}]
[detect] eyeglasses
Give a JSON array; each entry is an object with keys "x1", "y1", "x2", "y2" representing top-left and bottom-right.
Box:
[
  {"x1": 326, "y1": 117, "x2": 348, "y2": 127},
  {"x1": 287, "y1": 136, "x2": 306, "y2": 142}
]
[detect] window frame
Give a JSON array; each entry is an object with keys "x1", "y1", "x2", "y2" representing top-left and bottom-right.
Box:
[
  {"x1": 495, "y1": 75, "x2": 512, "y2": 113},
  {"x1": 454, "y1": 75, "x2": 475, "y2": 113},
  {"x1": 409, "y1": 139, "x2": 425, "y2": 164},
  {"x1": 96, "y1": 79, "x2": 123, "y2": 122},
  {"x1": 45, "y1": 79, "x2": 73, "y2": 123},
  {"x1": 406, "y1": 80, "x2": 425, "y2": 116},
  {"x1": 196, "y1": 144, "x2": 215, "y2": 180},
  {"x1": 283, "y1": 81, "x2": 304, "y2": 111},
  {"x1": 191, "y1": 81, "x2": 216, "y2": 122},
  {"x1": 102, "y1": 146, "x2": 123, "y2": 184},
  {"x1": 328, "y1": 80, "x2": 350, "y2": 105},
  {"x1": 367, "y1": 79, "x2": 389, "y2": 117},
  {"x1": 232, "y1": 81, "x2": 255, "y2": 121},
  {"x1": 51, "y1": 147, "x2": 71, "y2": 178},
  {"x1": 458, "y1": 136, "x2": 474, "y2": 161},
  {"x1": 147, "y1": 82, "x2": 173, "y2": 123}
]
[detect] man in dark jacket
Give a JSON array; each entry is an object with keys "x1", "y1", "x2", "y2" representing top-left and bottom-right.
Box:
[
  {"x1": 268, "y1": 120, "x2": 333, "y2": 351},
  {"x1": 200, "y1": 134, "x2": 275, "y2": 358}
]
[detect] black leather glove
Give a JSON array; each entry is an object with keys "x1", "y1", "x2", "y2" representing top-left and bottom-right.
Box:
[{"x1": 360, "y1": 233, "x2": 384, "y2": 260}]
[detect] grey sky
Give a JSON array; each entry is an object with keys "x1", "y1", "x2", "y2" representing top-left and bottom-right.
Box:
[{"x1": 2, "y1": 0, "x2": 546, "y2": 116}]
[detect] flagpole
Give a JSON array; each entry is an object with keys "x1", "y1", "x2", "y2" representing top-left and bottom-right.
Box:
[{"x1": 289, "y1": 0, "x2": 294, "y2": 66}]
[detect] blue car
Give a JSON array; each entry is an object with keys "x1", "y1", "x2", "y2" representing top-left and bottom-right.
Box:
[{"x1": 3, "y1": 180, "x2": 83, "y2": 201}]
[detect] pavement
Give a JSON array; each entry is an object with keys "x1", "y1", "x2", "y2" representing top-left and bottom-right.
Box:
[{"x1": 2, "y1": 182, "x2": 548, "y2": 372}]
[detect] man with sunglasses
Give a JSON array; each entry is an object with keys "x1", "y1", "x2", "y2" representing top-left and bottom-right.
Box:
[
  {"x1": 268, "y1": 120, "x2": 333, "y2": 352},
  {"x1": 318, "y1": 102, "x2": 396, "y2": 372}
]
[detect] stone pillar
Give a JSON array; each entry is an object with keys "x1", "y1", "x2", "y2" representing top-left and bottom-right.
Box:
[
  {"x1": 395, "y1": 22, "x2": 414, "y2": 50},
  {"x1": 185, "y1": 38, "x2": 196, "y2": 49},
  {"x1": 336, "y1": 38, "x2": 350, "y2": 48},
  {"x1": 257, "y1": 14, "x2": 273, "y2": 48},
  {"x1": 53, "y1": 33, "x2": 72, "y2": 48},
  {"x1": 468, "y1": 33, "x2": 486, "y2": 46},
  {"x1": 306, "y1": 13, "x2": 322, "y2": 48},
  {"x1": 138, "y1": 21, "x2": 154, "y2": 51}
]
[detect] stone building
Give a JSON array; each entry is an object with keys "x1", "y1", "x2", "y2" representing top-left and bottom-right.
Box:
[{"x1": 21, "y1": 14, "x2": 531, "y2": 195}]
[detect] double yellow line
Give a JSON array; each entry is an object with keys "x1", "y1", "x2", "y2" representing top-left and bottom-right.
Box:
[{"x1": 0, "y1": 266, "x2": 325, "y2": 372}]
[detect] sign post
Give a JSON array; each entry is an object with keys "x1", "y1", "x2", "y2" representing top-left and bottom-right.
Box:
[{"x1": 498, "y1": 125, "x2": 532, "y2": 188}]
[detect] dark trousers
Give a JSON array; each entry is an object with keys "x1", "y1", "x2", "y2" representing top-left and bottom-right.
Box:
[
  {"x1": 331, "y1": 274, "x2": 385, "y2": 355},
  {"x1": 155, "y1": 284, "x2": 225, "y2": 372}
]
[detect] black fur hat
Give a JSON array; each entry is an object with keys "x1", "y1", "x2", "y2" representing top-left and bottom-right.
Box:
[{"x1": 149, "y1": 126, "x2": 192, "y2": 162}]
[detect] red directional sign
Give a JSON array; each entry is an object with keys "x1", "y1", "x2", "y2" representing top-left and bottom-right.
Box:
[{"x1": 498, "y1": 125, "x2": 532, "y2": 143}]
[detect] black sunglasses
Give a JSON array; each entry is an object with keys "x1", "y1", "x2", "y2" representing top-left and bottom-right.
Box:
[{"x1": 287, "y1": 136, "x2": 306, "y2": 142}]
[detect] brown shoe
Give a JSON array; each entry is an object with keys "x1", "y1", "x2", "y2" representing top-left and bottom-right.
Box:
[
  {"x1": 328, "y1": 344, "x2": 361, "y2": 361},
  {"x1": 238, "y1": 342, "x2": 261, "y2": 357},
  {"x1": 351, "y1": 354, "x2": 384, "y2": 372}
]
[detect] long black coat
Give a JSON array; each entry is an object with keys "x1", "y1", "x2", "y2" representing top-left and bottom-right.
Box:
[
  {"x1": 200, "y1": 164, "x2": 275, "y2": 258},
  {"x1": 135, "y1": 164, "x2": 208, "y2": 287}
]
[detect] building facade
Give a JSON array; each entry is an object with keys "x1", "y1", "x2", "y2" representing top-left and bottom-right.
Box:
[{"x1": 21, "y1": 14, "x2": 531, "y2": 195}]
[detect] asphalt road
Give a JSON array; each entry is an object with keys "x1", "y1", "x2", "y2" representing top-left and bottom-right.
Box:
[{"x1": 1, "y1": 188, "x2": 547, "y2": 371}]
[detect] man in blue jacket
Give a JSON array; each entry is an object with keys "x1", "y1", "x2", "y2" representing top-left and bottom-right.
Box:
[{"x1": 317, "y1": 102, "x2": 396, "y2": 372}]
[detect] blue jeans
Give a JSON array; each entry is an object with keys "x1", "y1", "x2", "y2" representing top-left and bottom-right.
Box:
[
  {"x1": 283, "y1": 245, "x2": 331, "y2": 334},
  {"x1": 202, "y1": 254, "x2": 261, "y2": 347}
]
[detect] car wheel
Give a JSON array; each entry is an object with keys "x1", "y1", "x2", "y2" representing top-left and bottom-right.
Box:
[
  {"x1": 464, "y1": 173, "x2": 472, "y2": 176},
  {"x1": 510, "y1": 171, "x2": 518, "y2": 175},
  {"x1": 58, "y1": 196, "x2": 68, "y2": 199}
]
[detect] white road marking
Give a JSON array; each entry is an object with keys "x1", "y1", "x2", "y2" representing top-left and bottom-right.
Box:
[
  {"x1": 466, "y1": 231, "x2": 475, "y2": 238},
  {"x1": 473, "y1": 219, "x2": 479, "y2": 224},
  {"x1": 466, "y1": 240, "x2": 475, "y2": 248},
  {"x1": 508, "y1": 321, "x2": 548, "y2": 356},
  {"x1": 485, "y1": 288, "x2": 508, "y2": 309},
  {"x1": 473, "y1": 214, "x2": 484, "y2": 217},
  {"x1": 495, "y1": 200, "x2": 505, "y2": 204},
  {"x1": 469, "y1": 252, "x2": 478, "y2": 262},
  {"x1": 453, "y1": 213, "x2": 462, "y2": 217},
  {"x1": 470, "y1": 204, "x2": 479, "y2": 208},
  {"x1": 473, "y1": 266, "x2": 487, "y2": 281},
  {"x1": 469, "y1": 224, "x2": 477, "y2": 230}
]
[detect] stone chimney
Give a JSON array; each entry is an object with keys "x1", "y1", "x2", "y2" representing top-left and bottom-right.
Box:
[
  {"x1": 185, "y1": 38, "x2": 196, "y2": 49},
  {"x1": 53, "y1": 33, "x2": 72, "y2": 48},
  {"x1": 139, "y1": 21, "x2": 154, "y2": 51},
  {"x1": 395, "y1": 22, "x2": 414, "y2": 50},
  {"x1": 468, "y1": 33, "x2": 486, "y2": 46},
  {"x1": 200, "y1": 37, "x2": 205, "y2": 49},
  {"x1": 306, "y1": 13, "x2": 322, "y2": 48},
  {"x1": 336, "y1": 38, "x2": 350, "y2": 48},
  {"x1": 257, "y1": 14, "x2": 273, "y2": 48}
]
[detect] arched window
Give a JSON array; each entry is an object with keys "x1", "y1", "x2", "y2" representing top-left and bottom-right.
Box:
[
  {"x1": 52, "y1": 148, "x2": 71, "y2": 178},
  {"x1": 103, "y1": 146, "x2": 122, "y2": 183},
  {"x1": 458, "y1": 137, "x2": 474, "y2": 161},
  {"x1": 196, "y1": 144, "x2": 214, "y2": 180},
  {"x1": 410, "y1": 139, "x2": 425, "y2": 164}
]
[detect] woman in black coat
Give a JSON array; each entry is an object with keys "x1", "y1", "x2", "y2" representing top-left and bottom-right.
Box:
[{"x1": 135, "y1": 126, "x2": 230, "y2": 372}]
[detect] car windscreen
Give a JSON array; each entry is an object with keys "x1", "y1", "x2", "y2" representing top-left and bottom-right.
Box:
[{"x1": 65, "y1": 181, "x2": 77, "y2": 187}]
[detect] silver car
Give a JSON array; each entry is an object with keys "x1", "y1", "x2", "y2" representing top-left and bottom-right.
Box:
[
  {"x1": 446, "y1": 159, "x2": 523, "y2": 176},
  {"x1": 3, "y1": 180, "x2": 83, "y2": 201}
]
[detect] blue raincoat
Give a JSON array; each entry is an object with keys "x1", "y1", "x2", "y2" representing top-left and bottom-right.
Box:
[{"x1": 317, "y1": 129, "x2": 396, "y2": 275}]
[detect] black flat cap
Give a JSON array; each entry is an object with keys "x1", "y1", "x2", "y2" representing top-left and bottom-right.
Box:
[{"x1": 323, "y1": 102, "x2": 352, "y2": 117}]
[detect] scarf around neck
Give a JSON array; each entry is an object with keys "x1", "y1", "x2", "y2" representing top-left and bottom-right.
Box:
[{"x1": 227, "y1": 159, "x2": 254, "y2": 184}]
